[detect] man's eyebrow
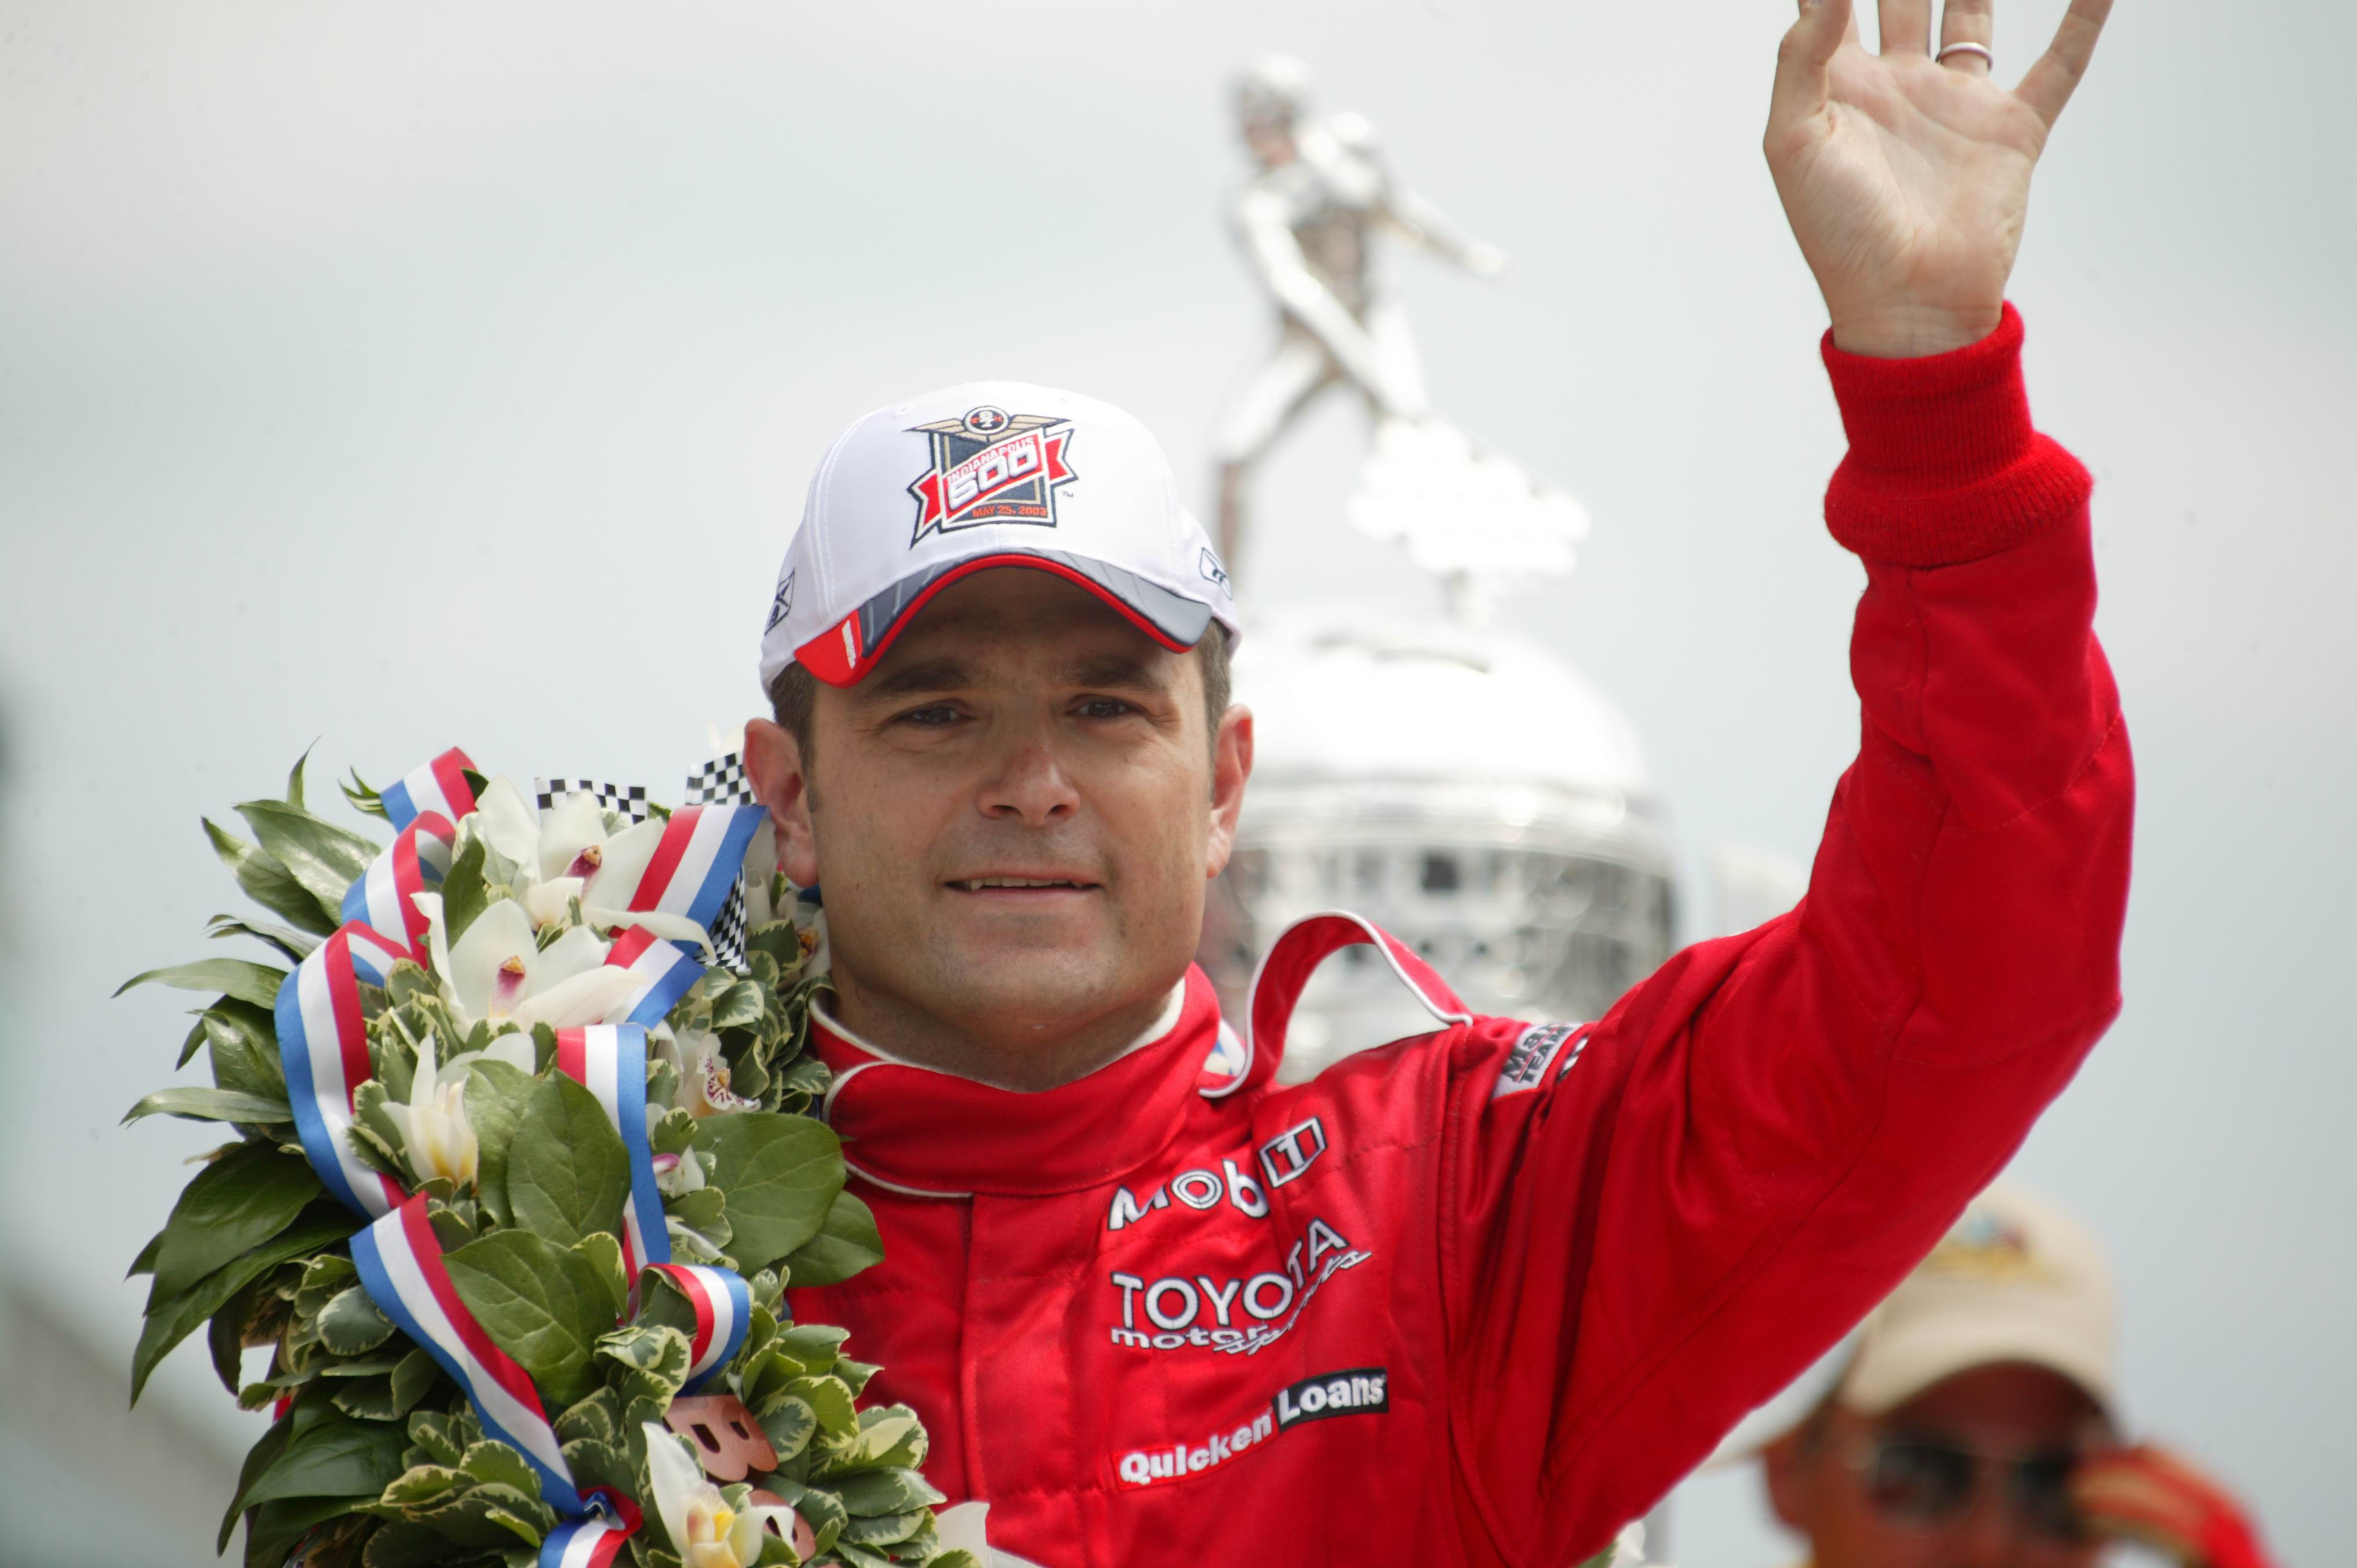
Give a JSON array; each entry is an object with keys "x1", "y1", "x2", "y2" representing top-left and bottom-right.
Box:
[
  {"x1": 860, "y1": 657, "x2": 976, "y2": 700},
  {"x1": 1060, "y1": 652, "x2": 1172, "y2": 691}
]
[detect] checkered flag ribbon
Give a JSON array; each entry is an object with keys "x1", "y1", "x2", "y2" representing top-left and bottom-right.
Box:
[
  {"x1": 532, "y1": 778, "x2": 652, "y2": 823},
  {"x1": 534, "y1": 760, "x2": 763, "y2": 968},
  {"x1": 686, "y1": 754, "x2": 759, "y2": 966},
  {"x1": 684, "y1": 754, "x2": 757, "y2": 808}
]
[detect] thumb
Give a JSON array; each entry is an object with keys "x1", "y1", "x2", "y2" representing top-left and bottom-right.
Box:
[{"x1": 1769, "y1": 0, "x2": 1851, "y2": 132}]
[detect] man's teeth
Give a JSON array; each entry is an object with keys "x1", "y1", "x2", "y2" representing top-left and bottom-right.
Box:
[{"x1": 954, "y1": 877, "x2": 1082, "y2": 890}]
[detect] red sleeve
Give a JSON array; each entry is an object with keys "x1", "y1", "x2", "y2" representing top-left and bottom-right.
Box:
[{"x1": 1435, "y1": 305, "x2": 2134, "y2": 1567}]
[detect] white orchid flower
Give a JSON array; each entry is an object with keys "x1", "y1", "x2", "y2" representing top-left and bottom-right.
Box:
[
  {"x1": 381, "y1": 1033, "x2": 477, "y2": 1189},
  {"x1": 643, "y1": 1424, "x2": 800, "y2": 1568},
  {"x1": 414, "y1": 894, "x2": 644, "y2": 1033},
  {"x1": 672, "y1": 1026, "x2": 759, "y2": 1118}
]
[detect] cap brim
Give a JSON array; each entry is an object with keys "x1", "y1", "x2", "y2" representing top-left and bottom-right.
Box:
[
  {"x1": 1841, "y1": 1309, "x2": 2116, "y2": 1417},
  {"x1": 793, "y1": 549, "x2": 1218, "y2": 687}
]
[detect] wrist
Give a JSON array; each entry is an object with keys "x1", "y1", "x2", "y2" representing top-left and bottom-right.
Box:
[
  {"x1": 1819, "y1": 303, "x2": 2093, "y2": 566},
  {"x1": 1829, "y1": 301, "x2": 2007, "y2": 360}
]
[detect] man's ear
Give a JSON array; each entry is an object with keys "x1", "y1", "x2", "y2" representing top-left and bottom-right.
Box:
[
  {"x1": 742, "y1": 717, "x2": 820, "y2": 888},
  {"x1": 1204, "y1": 703, "x2": 1254, "y2": 879}
]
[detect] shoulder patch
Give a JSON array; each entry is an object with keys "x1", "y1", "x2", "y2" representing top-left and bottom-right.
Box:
[{"x1": 1491, "y1": 1022, "x2": 1583, "y2": 1099}]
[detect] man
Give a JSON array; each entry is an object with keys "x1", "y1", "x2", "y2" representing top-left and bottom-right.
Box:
[
  {"x1": 1212, "y1": 53, "x2": 1509, "y2": 568},
  {"x1": 742, "y1": 2, "x2": 2131, "y2": 1563},
  {"x1": 1762, "y1": 1186, "x2": 2279, "y2": 1568}
]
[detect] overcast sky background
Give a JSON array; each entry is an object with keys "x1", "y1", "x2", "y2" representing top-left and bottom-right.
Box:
[{"x1": 1, "y1": 1, "x2": 2349, "y2": 1562}]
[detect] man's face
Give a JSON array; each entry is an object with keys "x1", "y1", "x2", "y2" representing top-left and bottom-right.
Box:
[
  {"x1": 1765, "y1": 1364, "x2": 2113, "y2": 1568},
  {"x1": 744, "y1": 568, "x2": 1250, "y2": 1086}
]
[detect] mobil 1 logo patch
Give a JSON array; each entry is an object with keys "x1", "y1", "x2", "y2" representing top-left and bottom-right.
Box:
[{"x1": 1272, "y1": 1367, "x2": 1388, "y2": 1431}]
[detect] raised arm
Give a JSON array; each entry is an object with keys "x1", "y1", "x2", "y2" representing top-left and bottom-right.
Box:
[{"x1": 1431, "y1": 2, "x2": 2127, "y2": 1561}]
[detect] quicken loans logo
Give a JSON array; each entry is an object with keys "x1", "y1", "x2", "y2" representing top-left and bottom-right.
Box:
[{"x1": 1112, "y1": 1367, "x2": 1391, "y2": 1489}]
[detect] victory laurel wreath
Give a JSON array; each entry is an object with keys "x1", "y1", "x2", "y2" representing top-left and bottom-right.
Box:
[{"x1": 122, "y1": 747, "x2": 976, "y2": 1568}]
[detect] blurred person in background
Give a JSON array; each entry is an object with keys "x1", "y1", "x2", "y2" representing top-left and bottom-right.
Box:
[{"x1": 1760, "y1": 1186, "x2": 2278, "y2": 1568}]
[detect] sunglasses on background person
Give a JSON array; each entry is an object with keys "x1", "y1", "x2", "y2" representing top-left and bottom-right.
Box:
[{"x1": 1848, "y1": 1433, "x2": 2099, "y2": 1542}]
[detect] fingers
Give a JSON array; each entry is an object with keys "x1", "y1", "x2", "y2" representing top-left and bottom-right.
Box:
[
  {"x1": 1770, "y1": 0, "x2": 1853, "y2": 130},
  {"x1": 1938, "y1": 0, "x2": 1993, "y2": 77},
  {"x1": 2017, "y1": 0, "x2": 2113, "y2": 127},
  {"x1": 1879, "y1": 0, "x2": 1932, "y2": 54}
]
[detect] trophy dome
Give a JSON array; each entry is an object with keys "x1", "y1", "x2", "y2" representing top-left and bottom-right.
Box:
[{"x1": 1203, "y1": 608, "x2": 1679, "y2": 1080}]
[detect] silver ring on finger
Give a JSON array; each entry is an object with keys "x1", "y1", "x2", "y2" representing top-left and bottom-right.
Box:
[{"x1": 1936, "y1": 41, "x2": 1994, "y2": 70}]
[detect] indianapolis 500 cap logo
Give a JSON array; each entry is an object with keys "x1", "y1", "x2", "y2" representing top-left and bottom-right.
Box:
[{"x1": 905, "y1": 405, "x2": 1078, "y2": 545}]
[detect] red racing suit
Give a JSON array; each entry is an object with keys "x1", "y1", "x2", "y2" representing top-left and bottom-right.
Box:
[{"x1": 791, "y1": 308, "x2": 2133, "y2": 1568}]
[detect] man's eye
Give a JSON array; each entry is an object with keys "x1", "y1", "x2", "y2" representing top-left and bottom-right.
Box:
[
  {"x1": 1073, "y1": 698, "x2": 1137, "y2": 720},
  {"x1": 897, "y1": 704, "x2": 963, "y2": 727}
]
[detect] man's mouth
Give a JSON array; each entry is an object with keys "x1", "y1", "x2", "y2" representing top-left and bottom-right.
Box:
[{"x1": 945, "y1": 875, "x2": 1099, "y2": 892}]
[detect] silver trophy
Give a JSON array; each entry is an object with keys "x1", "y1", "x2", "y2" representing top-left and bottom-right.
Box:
[{"x1": 1203, "y1": 57, "x2": 1677, "y2": 1081}]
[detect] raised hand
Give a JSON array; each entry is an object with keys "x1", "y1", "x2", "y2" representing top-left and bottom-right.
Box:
[{"x1": 1765, "y1": 0, "x2": 2113, "y2": 357}]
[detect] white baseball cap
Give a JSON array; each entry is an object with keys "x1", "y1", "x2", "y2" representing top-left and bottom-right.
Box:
[
  {"x1": 1839, "y1": 1182, "x2": 2119, "y2": 1417},
  {"x1": 758, "y1": 381, "x2": 1239, "y2": 691}
]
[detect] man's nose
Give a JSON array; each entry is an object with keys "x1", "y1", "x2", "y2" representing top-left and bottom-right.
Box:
[
  {"x1": 976, "y1": 724, "x2": 1079, "y2": 825},
  {"x1": 1948, "y1": 1484, "x2": 2030, "y2": 1568}
]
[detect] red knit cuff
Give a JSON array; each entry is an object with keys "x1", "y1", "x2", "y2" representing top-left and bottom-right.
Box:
[{"x1": 1821, "y1": 303, "x2": 2092, "y2": 567}]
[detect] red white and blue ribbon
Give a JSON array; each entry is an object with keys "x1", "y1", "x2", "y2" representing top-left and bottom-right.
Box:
[
  {"x1": 276, "y1": 923, "x2": 415, "y2": 1217},
  {"x1": 380, "y1": 747, "x2": 478, "y2": 833},
  {"x1": 648, "y1": 1263, "x2": 750, "y2": 1393},
  {"x1": 553, "y1": 1025, "x2": 670, "y2": 1280},
  {"x1": 339, "y1": 811, "x2": 455, "y2": 959},
  {"x1": 350, "y1": 1196, "x2": 592, "y2": 1515},
  {"x1": 605, "y1": 925, "x2": 704, "y2": 1030},
  {"x1": 622, "y1": 805, "x2": 766, "y2": 948},
  {"x1": 540, "y1": 1518, "x2": 633, "y2": 1568}
]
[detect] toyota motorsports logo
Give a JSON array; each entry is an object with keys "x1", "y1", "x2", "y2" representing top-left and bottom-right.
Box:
[{"x1": 906, "y1": 405, "x2": 1077, "y2": 543}]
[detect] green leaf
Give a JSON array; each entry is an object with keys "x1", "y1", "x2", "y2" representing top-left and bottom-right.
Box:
[
  {"x1": 840, "y1": 1509, "x2": 924, "y2": 1547},
  {"x1": 710, "y1": 979, "x2": 767, "y2": 1030},
  {"x1": 117, "y1": 957, "x2": 288, "y2": 1010},
  {"x1": 206, "y1": 816, "x2": 341, "y2": 936},
  {"x1": 442, "y1": 1230, "x2": 614, "y2": 1410},
  {"x1": 506, "y1": 1072, "x2": 629, "y2": 1248},
  {"x1": 204, "y1": 1000, "x2": 288, "y2": 1099},
  {"x1": 317, "y1": 1286, "x2": 397, "y2": 1356},
  {"x1": 342, "y1": 766, "x2": 391, "y2": 821},
  {"x1": 766, "y1": 1324, "x2": 850, "y2": 1378},
  {"x1": 699, "y1": 1112, "x2": 845, "y2": 1273},
  {"x1": 135, "y1": 1211, "x2": 358, "y2": 1404},
  {"x1": 240, "y1": 1411, "x2": 410, "y2": 1509},
  {"x1": 408, "y1": 1410, "x2": 466, "y2": 1468},
  {"x1": 441, "y1": 834, "x2": 491, "y2": 948},
  {"x1": 285, "y1": 744, "x2": 314, "y2": 811},
  {"x1": 573, "y1": 1231, "x2": 628, "y2": 1322},
  {"x1": 779, "y1": 1190, "x2": 884, "y2": 1288},
  {"x1": 463, "y1": 1059, "x2": 536, "y2": 1229},
  {"x1": 151, "y1": 1141, "x2": 321, "y2": 1301},
  {"x1": 756, "y1": 1394, "x2": 817, "y2": 1464},
  {"x1": 209, "y1": 912, "x2": 325, "y2": 963},
  {"x1": 784, "y1": 1375, "x2": 857, "y2": 1440},
  {"x1": 128, "y1": 1227, "x2": 164, "y2": 1277},
  {"x1": 122, "y1": 1086, "x2": 293, "y2": 1127},
  {"x1": 234, "y1": 797, "x2": 382, "y2": 913},
  {"x1": 459, "y1": 1438, "x2": 540, "y2": 1496},
  {"x1": 829, "y1": 1467, "x2": 945, "y2": 1516}
]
